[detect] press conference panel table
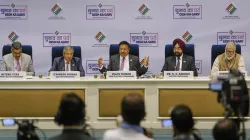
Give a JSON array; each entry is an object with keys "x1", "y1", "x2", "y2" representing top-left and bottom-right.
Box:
[{"x1": 0, "y1": 77, "x2": 250, "y2": 129}]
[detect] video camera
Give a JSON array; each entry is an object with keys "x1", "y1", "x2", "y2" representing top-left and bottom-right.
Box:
[
  {"x1": 2, "y1": 119, "x2": 45, "y2": 140},
  {"x1": 209, "y1": 69, "x2": 249, "y2": 140}
]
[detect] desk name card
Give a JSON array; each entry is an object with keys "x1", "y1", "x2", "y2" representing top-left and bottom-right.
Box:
[
  {"x1": 0, "y1": 71, "x2": 26, "y2": 80},
  {"x1": 106, "y1": 71, "x2": 137, "y2": 79},
  {"x1": 217, "y1": 71, "x2": 247, "y2": 79},
  {"x1": 50, "y1": 71, "x2": 80, "y2": 80},
  {"x1": 164, "y1": 71, "x2": 194, "y2": 79}
]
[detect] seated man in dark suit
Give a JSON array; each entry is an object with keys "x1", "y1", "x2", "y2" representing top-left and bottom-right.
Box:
[
  {"x1": 50, "y1": 45, "x2": 85, "y2": 77},
  {"x1": 161, "y1": 38, "x2": 198, "y2": 76},
  {"x1": 50, "y1": 93, "x2": 92, "y2": 140},
  {"x1": 98, "y1": 41, "x2": 149, "y2": 76}
]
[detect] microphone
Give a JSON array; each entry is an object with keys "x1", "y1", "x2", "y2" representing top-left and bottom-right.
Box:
[{"x1": 132, "y1": 65, "x2": 139, "y2": 78}]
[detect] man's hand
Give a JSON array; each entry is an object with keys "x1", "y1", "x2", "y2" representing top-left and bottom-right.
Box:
[
  {"x1": 98, "y1": 57, "x2": 103, "y2": 68},
  {"x1": 143, "y1": 56, "x2": 149, "y2": 66}
]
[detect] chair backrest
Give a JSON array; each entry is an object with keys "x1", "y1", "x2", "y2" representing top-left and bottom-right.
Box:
[
  {"x1": 211, "y1": 44, "x2": 241, "y2": 68},
  {"x1": 165, "y1": 44, "x2": 195, "y2": 60},
  {"x1": 51, "y1": 46, "x2": 81, "y2": 65},
  {"x1": 109, "y1": 44, "x2": 139, "y2": 57},
  {"x1": 2, "y1": 45, "x2": 33, "y2": 59}
]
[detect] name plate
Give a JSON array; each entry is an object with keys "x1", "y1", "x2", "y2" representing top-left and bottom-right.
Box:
[
  {"x1": 217, "y1": 71, "x2": 247, "y2": 79},
  {"x1": 164, "y1": 71, "x2": 194, "y2": 79},
  {"x1": 106, "y1": 71, "x2": 137, "y2": 79},
  {"x1": 0, "y1": 71, "x2": 26, "y2": 80},
  {"x1": 50, "y1": 71, "x2": 80, "y2": 80}
]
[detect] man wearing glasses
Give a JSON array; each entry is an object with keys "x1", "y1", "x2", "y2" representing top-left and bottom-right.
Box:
[
  {"x1": 98, "y1": 41, "x2": 149, "y2": 76},
  {"x1": 1, "y1": 42, "x2": 34, "y2": 74},
  {"x1": 161, "y1": 38, "x2": 198, "y2": 76},
  {"x1": 50, "y1": 45, "x2": 85, "y2": 77},
  {"x1": 210, "y1": 42, "x2": 245, "y2": 77}
]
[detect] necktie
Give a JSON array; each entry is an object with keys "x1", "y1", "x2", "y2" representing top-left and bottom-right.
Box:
[
  {"x1": 176, "y1": 57, "x2": 180, "y2": 71},
  {"x1": 120, "y1": 57, "x2": 125, "y2": 71},
  {"x1": 16, "y1": 59, "x2": 21, "y2": 71},
  {"x1": 66, "y1": 62, "x2": 69, "y2": 71}
]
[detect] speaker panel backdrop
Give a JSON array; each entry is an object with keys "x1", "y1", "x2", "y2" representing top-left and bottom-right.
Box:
[{"x1": 0, "y1": 0, "x2": 249, "y2": 76}]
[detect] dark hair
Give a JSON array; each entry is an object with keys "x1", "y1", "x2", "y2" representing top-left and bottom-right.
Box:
[
  {"x1": 121, "y1": 93, "x2": 145, "y2": 125},
  {"x1": 213, "y1": 119, "x2": 239, "y2": 140},
  {"x1": 54, "y1": 93, "x2": 86, "y2": 126},
  {"x1": 173, "y1": 38, "x2": 185, "y2": 50},
  {"x1": 119, "y1": 41, "x2": 130, "y2": 49},
  {"x1": 11, "y1": 42, "x2": 22, "y2": 50},
  {"x1": 171, "y1": 104, "x2": 194, "y2": 132}
]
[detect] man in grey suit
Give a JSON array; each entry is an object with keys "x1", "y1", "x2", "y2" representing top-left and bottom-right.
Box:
[
  {"x1": 161, "y1": 38, "x2": 198, "y2": 76},
  {"x1": 1, "y1": 42, "x2": 34, "y2": 74},
  {"x1": 49, "y1": 45, "x2": 85, "y2": 77},
  {"x1": 98, "y1": 41, "x2": 149, "y2": 76}
]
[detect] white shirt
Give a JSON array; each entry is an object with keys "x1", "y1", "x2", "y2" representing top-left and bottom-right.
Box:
[
  {"x1": 211, "y1": 55, "x2": 245, "y2": 76},
  {"x1": 103, "y1": 128, "x2": 154, "y2": 140},
  {"x1": 13, "y1": 57, "x2": 21, "y2": 71},
  {"x1": 120, "y1": 55, "x2": 129, "y2": 71},
  {"x1": 65, "y1": 60, "x2": 71, "y2": 71},
  {"x1": 175, "y1": 54, "x2": 183, "y2": 71}
]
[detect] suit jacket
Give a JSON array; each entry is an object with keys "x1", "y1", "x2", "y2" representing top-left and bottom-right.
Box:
[
  {"x1": 99, "y1": 54, "x2": 148, "y2": 76},
  {"x1": 1, "y1": 53, "x2": 34, "y2": 73},
  {"x1": 50, "y1": 56, "x2": 85, "y2": 77},
  {"x1": 161, "y1": 54, "x2": 198, "y2": 76},
  {"x1": 49, "y1": 129, "x2": 93, "y2": 140}
]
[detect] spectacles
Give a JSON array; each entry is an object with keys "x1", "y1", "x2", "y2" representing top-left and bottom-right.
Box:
[
  {"x1": 12, "y1": 51, "x2": 22, "y2": 55},
  {"x1": 64, "y1": 53, "x2": 73, "y2": 56},
  {"x1": 226, "y1": 50, "x2": 235, "y2": 55},
  {"x1": 174, "y1": 48, "x2": 181, "y2": 51}
]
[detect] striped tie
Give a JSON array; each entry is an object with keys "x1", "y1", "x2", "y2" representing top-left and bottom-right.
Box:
[
  {"x1": 16, "y1": 59, "x2": 21, "y2": 71},
  {"x1": 120, "y1": 57, "x2": 125, "y2": 71}
]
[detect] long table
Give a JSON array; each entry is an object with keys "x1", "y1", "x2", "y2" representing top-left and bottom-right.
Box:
[{"x1": 0, "y1": 77, "x2": 249, "y2": 129}]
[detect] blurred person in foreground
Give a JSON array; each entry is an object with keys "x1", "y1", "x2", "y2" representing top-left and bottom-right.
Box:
[
  {"x1": 170, "y1": 105, "x2": 202, "y2": 140},
  {"x1": 213, "y1": 119, "x2": 239, "y2": 140},
  {"x1": 210, "y1": 42, "x2": 245, "y2": 77},
  {"x1": 103, "y1": 93, "x2": 154, "y2": 140},
  {"x1": 50, "y1": 93, "x2": 92, "y2": 140}
]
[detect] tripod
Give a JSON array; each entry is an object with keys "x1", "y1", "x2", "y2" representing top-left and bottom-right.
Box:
[{"x1": 224, "y1": 105, "x2": 246, "y2": 140}]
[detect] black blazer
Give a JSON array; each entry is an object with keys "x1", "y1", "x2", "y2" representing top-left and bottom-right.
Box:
[
  {"x1": 49, "y1": 129, "x2": 93, "y2": 140},
  {"x1": 49, "y1": 56, "x2": 85, "y2": 77},
  {"x1": 161, "y1": 54, "x2": 198, "y2": 76},
  {"x1": 99, "y1": 54, "x2": 148, "y2": 76}
]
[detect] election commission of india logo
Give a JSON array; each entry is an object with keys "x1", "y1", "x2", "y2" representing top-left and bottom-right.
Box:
[
  {"x1": 95, "y1": 31, "x2": 106, "y2": 42},
  {"x1": 92, "y1": 31, "x2": 108, "y2": 47},
  {"x1": 182, "y1": 31, "x2": 193, "y2": 42},
  {"x1": 223, "y1": 3, "x2": 239, "y2": 19},
  {"x1": 49, "y1": 3, "x2": 65, "y2": 20},
  {"x1": 139, "y1": 4, "x2": 149, "y2": 15},
  {"x1": 226, "y1": 3, "x2": 237, "y2": 15},
  {"x1": 8, "y1": 31, "x2": 19, "y2": 42},
  {"x1": 136, "y1": 4, "x2": 152, "y2": 19},
  {"x1": 51, "y1": 4, "x2": 62, "y2": 15}
]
